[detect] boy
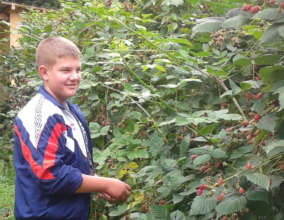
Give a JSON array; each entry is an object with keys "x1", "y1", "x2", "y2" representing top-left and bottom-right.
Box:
[{"x1": 13, "y1": 36, "x2": 131, "y2": 220}]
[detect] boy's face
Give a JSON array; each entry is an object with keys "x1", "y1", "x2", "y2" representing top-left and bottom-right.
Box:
[{"x1": 39, "y1": 56, "x2": 81, "y2": 105}]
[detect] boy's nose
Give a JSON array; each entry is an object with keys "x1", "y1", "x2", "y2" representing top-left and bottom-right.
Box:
[{"x1": 70, "y1": 72, "x2": 81, "y2": 80}]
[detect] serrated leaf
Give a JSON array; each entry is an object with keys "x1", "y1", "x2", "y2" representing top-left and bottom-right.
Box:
[
  {"x1": 246, "y1": 173, "x2": 270, "y2": 190},
  {"x1": 108, "y1": 204, "x2": 128, "y2": 217},
  {"x1": 255, "y1": 114, "x2": 276, "y2": 132},
  {"x1": 170, "y1": 210, "x2": 186, "y2": 220},
  {"x1": 260, "y1": 24, "x2": 282, "y2": 43},
  {"x1": 246, "y1": 190, "x2": 269, "y2": 204},
  {"x1": 199, "y1": 124, "x2": 216, "y2": 136},
  {"x1": 273, "y1": 86, "x2": 284, "y2": 111},
  {"x1": 278, "y1": 25, "x2": 284, "y2": 38},
  {"x1": 259, "y1": 65, "x2": 284, "y2": 84},
  {"x1": 223, "y1": 15, "x2": 249, "y2": 29},
  {"x1": 193, "y1": 154, "x2": 211, "y2": 166},
  {"x1": 211, "y1": 148, "x2": 227, "y2": 159},
  {"x1": 240, "y1": 80, "x2": 261, "y2": 91},
  {"x1": 145, "y1": 133, "x2": 164, "y2": 158},
  {"x1": 190, "y1": 195, "x2": 217, "y2": 215},
  {"x1": 254, "y1": 54, "x2": 281, "y2": 65},
  {"x1": 161, "y1": 0, "x2": 184, "y2": 7},
  {"x1": 127, "y1": 148, "x2": 149, "y2": 160},
  {"x1": 229, "y1": 79, "x2": 242, "y2": 95},
  {"x1": 233, "y1": 54, "x2": 251, "y2": 67},
  {"x1": 216, "y1": 196, "x2": 247, "y2": 218},
  {"x1": 192, "y1": 20, "x2": 223, "y2": 37},
  {"x1": 263, "y1": 140, "x2": 284, "y2": 157},
  {"x1": 151, "y1": 204, "x2": 169, "y2": 219},
  {"x1": 254, "y1": 8, "x2": 284, "y2": 21}
]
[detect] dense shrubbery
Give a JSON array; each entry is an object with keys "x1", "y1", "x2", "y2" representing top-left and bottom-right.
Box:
[{"x1": 1, "y1": 0, "x2": 284, "y2": 219}]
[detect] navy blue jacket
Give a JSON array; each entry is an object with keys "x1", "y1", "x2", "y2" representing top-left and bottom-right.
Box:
[{"x1": 13, "y1": 86, "x2": 93, "y2": 220}]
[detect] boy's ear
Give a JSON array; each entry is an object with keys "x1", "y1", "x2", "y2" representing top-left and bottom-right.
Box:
[{"x1": 38, "y1": 65, "x2": 48, "y2": 81}]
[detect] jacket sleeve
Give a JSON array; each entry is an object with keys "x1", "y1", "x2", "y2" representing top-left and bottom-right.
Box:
[{"x1": 14, "y1": 114, "x2": 83, "y2": 196}]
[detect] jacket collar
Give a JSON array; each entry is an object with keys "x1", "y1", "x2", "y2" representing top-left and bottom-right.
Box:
[{"x1": 38, "y1": 85, "x2": 69, "y2": 110}]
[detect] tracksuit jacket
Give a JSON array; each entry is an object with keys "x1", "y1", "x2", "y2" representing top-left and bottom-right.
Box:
[{"x1": 13, "y1": 85, "x2": 93, "y2": 220}]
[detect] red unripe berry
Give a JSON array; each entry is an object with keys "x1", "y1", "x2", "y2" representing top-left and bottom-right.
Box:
[
  {"x1": 221, "y1": 217, "x2": 228, "y2": 220},
  {"x1": 217, "y1": 177, "x2": 223, "y2": 186},
  {"x1": 250, "y1": 5, "x2": 260, "y2": 14},
  {"x1": 196, "y1": 188, "x2": 203, "y2": 196},
  {"x1": 141, "y1": 204, "x2": 146, "y2": 212},
  {"x1": 245, "y1": 92, "x2": 252, "y2": 100},
  {"x1": 242, "y1": 120, "x2": 249, "y2": 126},
  {"x1": 178, "y1": 135, "x2": 184, "y2": 140},
  {"x1": 255, "y1": 75, "x2": 261, "y2": 80},
  {"x1": 217, "y1": 193, "x2": 223, "y2": 202},
  {"x1": 279, "y1": 2, "x2": 284, "y2": 9},
  {"x1": 246, "y1": 134, "x2": 252, "y2": 141},
  {"x1": 200, "y1": 165, "x2": 206, "y2": 172},
  {"x1": 221, "y1": 103, "x2": 228, "y2": 108},
  {"x1": 199, "y1": 184, "x2": 207, "y2": 190},
  {"x1": 239, "y1": 187, "x2": 245, "y2": 194},
  {"x1": 225, "y1": 127, "x2": 232, "y2": 132},
  {"x1": 191, "y1": 154, "x2": 198, "y2": 160},
  {"x1": 216, "y1": 162, "x2": 221, "y2": 168},
  {"x1": 248, "y1": 112, "x2": 255, "y2": 116},
  {"x1": 246, "y1": 162, "x2": 252, "y2": 170},
  {"x1": 242, "y1": 4, "x2": 251, "y2": 11},
  {"x1": 254, "y1": 114, "x2": 261, "y2": 121},
  {"x1": 205, "y1": 167, "x2": 211, "y2": 175},
  {"x1": 269, "y1": 0, "x2": 275, "y2": 4},
  {"x1": 255, "y1": 92, "x2": 262, "y2": 100},
  {"x1": 125, "y1": 215, "x2": 129, "y2": 220},
  {"x1": 159, "y1": 200, "x2": 166, "y2": 205}
]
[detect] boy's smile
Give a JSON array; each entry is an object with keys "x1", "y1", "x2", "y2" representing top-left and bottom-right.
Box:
[{"x1": 39, "y1": 57, "x2": 81, "y2": 105}]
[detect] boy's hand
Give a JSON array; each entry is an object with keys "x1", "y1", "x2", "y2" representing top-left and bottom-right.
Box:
[{"x1": 103, "y1": 178, "x2": 131, "y2": 202}]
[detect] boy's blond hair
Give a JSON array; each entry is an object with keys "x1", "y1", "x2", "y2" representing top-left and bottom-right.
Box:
[{"x1": 36, "y1": 36, "x2": 81, "y2": 67}]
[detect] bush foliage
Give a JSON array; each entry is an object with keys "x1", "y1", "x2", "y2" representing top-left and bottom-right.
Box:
[{"x1": 0, "y1": 0, "x2": 284, "y2": 219}]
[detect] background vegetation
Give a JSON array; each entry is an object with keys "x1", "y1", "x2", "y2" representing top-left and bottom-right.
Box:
[{"x1": 0, "y1": 0, "x2": 284, "y2": 219}]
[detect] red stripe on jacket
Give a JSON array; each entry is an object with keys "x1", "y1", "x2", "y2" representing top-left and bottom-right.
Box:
[{"x1": 14, "y1": 123, "x2": 67, "y2": 180}]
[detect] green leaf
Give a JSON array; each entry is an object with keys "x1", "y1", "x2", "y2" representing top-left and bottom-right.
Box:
[
  {"x1": 161, "y1": 0, "x2": 184, "y2": 7},
  {"x1": 255, "y1": 114, "x2": 276, "y2": 132},
  {"x1": 246, "y1": 190, "x2": 270, "y2": 204},
  {"x1": 263, "y1": 139, "x2": 284, "y2": 157},
  {"x1": 108, "y1": 204, "x2": 128, "y2": 217},
  {"x1": 190, "y1": 195, "x2": 217, "y2": 215},
  {"x1": 89, "y1": 122, "x2": 110, "y2": 138},
  {"x1": 246, "y1": 173, "x2": 270, "y2": 190},
  {"x1": 199, "y1": 124, "x2": 216, "y2": 136},
  {"x1": 169, "y1": 38, "x2": 192, "y2": 46},
  {"x1": 150, "y1": 204, "x2": 169, "y2": 219},
  {"x1": 216, "y1": 196, "x2": 247, "y2": 218},
  {"x1": 253, "y1": 8, "x2": 284, "y2": 22},
  {"x1": 145, "y1": 133, "x2": 164, "y2": 158},
  {"x1": 193, "y1": 154, "x2": 211, "y2": 166},
  {"x1": 233, "y1": 55, "x2": 251, "y2": 67},
  {"x1": 273, "y1": 86, "x2": 284, "y2": 111},
  {"x1": 192, "y1": 20, "x2": 223, "y2": 37},
  {"x1": 127, "y1": 148, "x2": 149, "y2": 160},
  {"x1": 223, "y1": 15, "x2": 249, "y2": 29},
  {"x1": 170, "y1": 210, "x2": 186, "y2": 220},
  {"x1": 211, "y1": 148, "x2": 227, "y2": 159},
  {"x1": 254, "y1": 54, "x2": 281, "y2": 65},
  {"x1": 260, "y1": 24, "x2": 282, "y2": 43},
  {"x1": 240, "y1": 80, "x2": 261, "y2": 91},
  {"x1": 229, "y1": 79, "x2": 242, "y2": 95},
  {"x1": 259, "y1": 65, "x2": 284, "y2": 84}
]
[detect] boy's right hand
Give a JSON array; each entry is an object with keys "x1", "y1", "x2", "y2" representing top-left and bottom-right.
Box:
[{"x1": 102, "y1": 178, "x2": 131, "y2": 203}]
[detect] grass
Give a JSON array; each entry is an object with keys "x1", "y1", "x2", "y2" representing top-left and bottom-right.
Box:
[{"x1": 0, "y1": 160, "x2": 15, "y2": 220}]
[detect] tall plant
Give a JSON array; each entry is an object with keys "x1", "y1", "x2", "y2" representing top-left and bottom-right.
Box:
[{"x1": 1, "y1": 0, "x2": 283, "y2": 219}]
